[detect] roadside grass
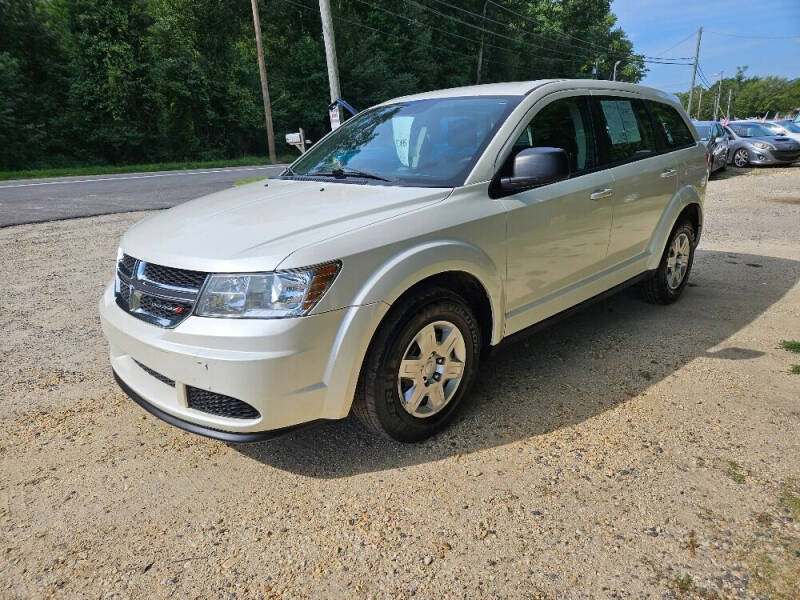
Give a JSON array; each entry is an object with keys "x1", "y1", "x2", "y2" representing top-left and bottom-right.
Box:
[
  {"x1": 791, "y1": 364, "x2": 800, "y2": 375},
  {"x1": 0, "y1": 155, "x2": 295, "y2": 181},
  {"x1": 779, "y1": 339, "x2": 800, "y2": 353},
  {"x1": 779, "y1": 480, "x2": 800, "y2": 519},
  {"x1": 233, "y1": 176, "x2": 269, "y2": 186},
  {"x1": 726, "y1": 460, "x2": 746, "y2": 484}
]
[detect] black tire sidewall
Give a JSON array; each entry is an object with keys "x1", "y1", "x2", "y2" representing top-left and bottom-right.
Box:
[{"x1": 371, "y1": 293, "x2": 480, "y2": 441}]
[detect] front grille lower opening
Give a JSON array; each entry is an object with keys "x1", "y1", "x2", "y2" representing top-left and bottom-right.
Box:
[
  {"x1": 186, "y1": 387, "x2": 260, "y2": 420},
  {"x1": 134, "y1": 360, "x2": 175, "y2": 387}
]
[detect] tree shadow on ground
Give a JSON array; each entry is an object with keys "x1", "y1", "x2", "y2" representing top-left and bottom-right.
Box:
[{"x1": 232, "y1": 249, "x2": 799, "y2": 478}]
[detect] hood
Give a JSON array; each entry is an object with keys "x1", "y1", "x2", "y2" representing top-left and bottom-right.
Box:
[
  {"x1": 121, "y1": 178, "x2": 452, "y2": 272},
  {"x1": 745, "y1": 135, "x2": 800, "y2": 149}
]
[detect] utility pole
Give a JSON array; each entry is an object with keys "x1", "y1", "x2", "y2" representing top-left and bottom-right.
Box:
[
  {"x1": 696, "y1": 88, "x2": 703, "y2": 120},
  {"x1": 318, "y1": 0, "x2": 342, "y2": 129},
  {"x1": 250, "y1": 0, "x2": 277, "y2": 164},
  {"x1": 475, "y1": 0, "x2": 488, "y2": 84},
  {"x1": 686, "y1": 27, "x2": 703, "y2": 114},
  {"x1": 726, "y1": 88, "x2": 732, "y2": 120},
  {"x1": 713, "y1": 71, "x2": 723, "y2": 121}
]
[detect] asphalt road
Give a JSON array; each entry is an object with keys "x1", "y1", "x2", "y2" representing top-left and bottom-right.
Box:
[{"x1": 0, "y1": 164, "x2": 286, "y2": 228}]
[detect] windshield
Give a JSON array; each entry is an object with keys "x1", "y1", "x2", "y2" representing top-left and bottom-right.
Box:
[
  {"x1": 289, "y1": 96, "x2": 520, "y2": 187},
  {"x1": 730, "y1": 123, "x2": 779, "y2": 137},
  {"x1": 694, "y1": 124, "x2": 712, "y2": 140}
]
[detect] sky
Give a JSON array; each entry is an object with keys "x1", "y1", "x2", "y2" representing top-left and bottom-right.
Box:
[{"x1": 611, "y1": 0, "x2": 800, "y2": 93}]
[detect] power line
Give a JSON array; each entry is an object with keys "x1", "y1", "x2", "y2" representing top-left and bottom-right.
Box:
[
  {"x1": 485, "y1": 0, "x2": 620, "y2": 53},
  {"x1": 431, "y1": 0, "x2": 691, "y2": 61},
  {"x1": 277, "y1": 0, "x2": 504, "y2": 66},
  {"x1": 404, "y1": 0, "x2": 600, "y2": 62},
  {"x1": 650, "y1": 30, "x2": 698, "y2": 58},
  {"x1": 705, "y1": 30, "x2": 800, "y2": 40}
]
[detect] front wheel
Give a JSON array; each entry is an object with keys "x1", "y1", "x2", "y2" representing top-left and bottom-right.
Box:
[
  {"x1": 639, "y1": 220, "x2": 696, "y2": 305},
  {"x1": 352, "y1": 286, "x2": 481, "y2": 442},
  {"x1": 733, "y1": 148, "x2": 750, "y2": 168}
]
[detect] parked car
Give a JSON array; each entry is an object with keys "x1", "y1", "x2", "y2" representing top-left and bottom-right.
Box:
[
  {"x1": 99, "y1": 80, "x2": 707, "y2": 442},
  {"x1": 767, "y1": 120, "x2": 800, "y2": 144},
  {"x1": 724, "y1": 121, "x2": 800, "y2": 167},
  {"x1": 693, "y1": 120, "x2": 729, "y2": 172}
]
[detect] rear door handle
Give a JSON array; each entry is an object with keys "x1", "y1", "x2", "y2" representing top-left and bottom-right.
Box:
[
  {"x1": 589, "y1": 188, "x2": 613, "y2": 201},
  {"x1": 660, "y1": 168, "x2": 677, "y2": 178}
]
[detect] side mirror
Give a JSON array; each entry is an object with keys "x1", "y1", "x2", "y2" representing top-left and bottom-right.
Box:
[{"x1": 500, "y1": 147, "x2": 570, "y2": 194}]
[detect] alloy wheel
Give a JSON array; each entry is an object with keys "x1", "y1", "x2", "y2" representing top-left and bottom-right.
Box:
[
  {"x1": 666, "y1": 232, "x2": 691, "y2": 290},
  {"x1": 734, "y1": 149, "x2": 749, "y2": 167}
]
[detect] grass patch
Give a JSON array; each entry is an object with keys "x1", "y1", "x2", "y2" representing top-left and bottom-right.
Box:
[
  {"x1": 779, "y1": 339, "x2": 800, "y2": 353},
  {"x1": 0, "y1": 155, "x2": 294, "y2": 181},
  {"x1": 670, "y1": 573, "x2": 693, "y2": 594},
  {"x1": 790, "y1": 364, "x2": 800, "y2": 375},
  {"x1": 778, "y1": 480, "x2": 800, "y2": 519},
  {"x1": 726, "y1": 461, "x2": 746, "y2": 484},
  {"x1": 233, "y1": 176, "x2": 269, "y2": 186},
  {"x1": 755, "y1": 512, "x2": 773, "y2": 526}
]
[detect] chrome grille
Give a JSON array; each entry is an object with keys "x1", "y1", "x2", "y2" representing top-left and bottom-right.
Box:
[
  {"x1": 186, "y1": 387, "x2": 260, "y2": 420},
  {"x1": 115, "y1": 254, "x2": 207, "y2": 328}
]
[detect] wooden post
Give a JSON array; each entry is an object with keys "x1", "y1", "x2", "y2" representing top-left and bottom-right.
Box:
[{"x1": 250, "y1": 0, "x2": 277, "y2": 164}]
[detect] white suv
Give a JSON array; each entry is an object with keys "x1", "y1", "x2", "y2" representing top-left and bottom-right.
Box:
[{"x1": 99, "y1": 80, "x2": 707, "y2": 442}]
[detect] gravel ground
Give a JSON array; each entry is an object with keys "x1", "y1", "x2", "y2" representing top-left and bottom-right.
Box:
[{"x1": 1, "y1": 165, "x2": 799, "y2": 599}]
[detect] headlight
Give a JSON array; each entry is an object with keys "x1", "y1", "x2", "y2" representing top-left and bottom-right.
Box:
[
  {"x1": 195, "y1": 261, "x2": 341, "y2": 318},
  {"x1": 752, "y1": 142, "x2": 773, "y2": 150}
]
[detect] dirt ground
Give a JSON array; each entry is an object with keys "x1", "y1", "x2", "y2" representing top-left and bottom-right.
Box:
[{"x1": 1, "y1": 165, "x2": 799, "y2": 599}]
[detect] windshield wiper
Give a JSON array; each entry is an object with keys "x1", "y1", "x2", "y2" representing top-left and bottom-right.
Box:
[{"x1": 309, "y1": 168, "x2": 394, "y2": 182}]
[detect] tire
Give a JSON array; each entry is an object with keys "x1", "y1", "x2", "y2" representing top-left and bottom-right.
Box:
[
  {"x1": 733, "y1": 148, "x2": 750, "y2": 168},
  {"x1": 639, "y1": 220, "x2": 696, "y2": 305},
  {"x1": 352, "y1": 286, "x2": 481, "y2": 442}
]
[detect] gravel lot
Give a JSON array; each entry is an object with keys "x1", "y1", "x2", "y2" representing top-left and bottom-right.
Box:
[{"x1": 1, "y1": 165, "x2": 799, "y2": 599}]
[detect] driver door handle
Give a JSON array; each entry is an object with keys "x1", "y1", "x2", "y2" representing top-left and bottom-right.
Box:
[
  {"x1": 589, "y1": 188, "x2": 613, "y2": 201},
  {"x1": 660, "y1": 168, "x2": 678, "y2": 178}
]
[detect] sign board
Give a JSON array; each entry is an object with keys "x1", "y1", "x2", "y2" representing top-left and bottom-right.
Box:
[
  {"x1": 285, "y1": 132, "x2": 301, "y2": 145},
  {"x1": 329, "y1": 106, "x2": 341, "y2": 130}
]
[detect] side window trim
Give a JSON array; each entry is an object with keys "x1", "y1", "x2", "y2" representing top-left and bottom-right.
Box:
[
  {"x1": 591, "y1": 96, "x2": 694, "y2": 170},
  {"x1": 492, "y1": 92, "x2": 603, "y2": 184}
]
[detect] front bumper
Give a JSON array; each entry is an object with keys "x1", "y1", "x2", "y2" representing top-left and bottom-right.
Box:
[
  {"x1": 99, "y1": 284, "x2": 387, "y2": 439},
  {"x1": 746, "y1": 148, "x2": 800, "y2": 165}
]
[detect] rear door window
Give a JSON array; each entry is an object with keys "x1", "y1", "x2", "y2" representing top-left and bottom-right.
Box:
[
  {"x1": 593, "y1": 96, "x2": 657, "y2": 165},
  {"x1": 649, "y1": 101, "x2": 695, "y2": 149}
]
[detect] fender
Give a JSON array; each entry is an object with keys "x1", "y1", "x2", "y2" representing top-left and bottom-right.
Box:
[
  {"x1": 319, "y1": 239, "x2": 506, "y2": 419},
  {"x1": 645, "y1": 183, "x2": 704, "y2": 271},
  {"x1": 351, "y1": 239, "x2": 505, "y2": 343}
]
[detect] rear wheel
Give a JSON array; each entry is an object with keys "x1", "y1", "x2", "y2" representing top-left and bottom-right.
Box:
[
  {"x1": 352, "y1": 286, "x2": 481, "y2": 442},
  {"x1": 640, "y1": 220, "x2": 696, "y2": 305},
  {"x1": 733, "y1": 148, "x2": 750, "y2": 168}
]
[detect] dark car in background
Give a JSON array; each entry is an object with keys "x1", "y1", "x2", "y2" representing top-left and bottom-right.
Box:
[
  {"x1": 693, "y1": 120, "x2": 729, "y2": 173},
  {"x1": 723, "y1": 121, "x2": 800, "y2": 167}
]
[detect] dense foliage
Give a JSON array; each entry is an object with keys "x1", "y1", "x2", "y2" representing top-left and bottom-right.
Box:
[
  {"x1": 1, "y1": 0, "x2": 647, "y2": 170},
  {"x1": 678, "y1": 67, "x2": 800, "y2": 121}
]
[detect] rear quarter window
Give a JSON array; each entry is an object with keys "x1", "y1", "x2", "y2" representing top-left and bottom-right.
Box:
[{"x1": 649, "y1": 101, "x2": 695, "y2": 149}]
